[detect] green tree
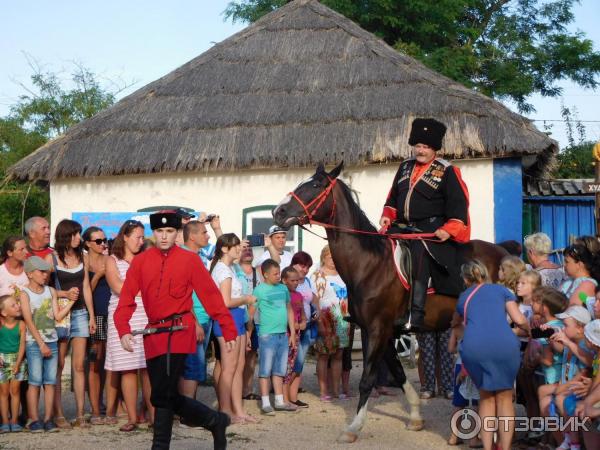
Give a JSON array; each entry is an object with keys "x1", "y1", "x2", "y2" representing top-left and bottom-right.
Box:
[
  {"x1": 225, "y1": 0, "x2": 600, "y2": 113},
  {"x1": 0, "y1": 61, "x2": 125, "y2": 242},
  {"x1": 552, "y1": 104, "x2": 594, "y2": 179}
]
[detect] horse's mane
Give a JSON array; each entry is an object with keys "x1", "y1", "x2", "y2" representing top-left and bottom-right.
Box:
[{"x1": 335, "y1": 179, "x2": 387, "y2": 254}]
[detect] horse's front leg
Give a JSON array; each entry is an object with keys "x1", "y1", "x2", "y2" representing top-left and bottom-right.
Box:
[
  {"x1": 337, "y1": 326, "x2": 383, "y2": 443},
  {"x1": 383, "y1": 339, "x2": 424, "y2": 430}
]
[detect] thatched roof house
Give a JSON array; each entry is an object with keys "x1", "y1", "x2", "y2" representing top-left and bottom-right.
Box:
[{"x1": 9, "y1": 0, "x2": 556, "y2": 182}]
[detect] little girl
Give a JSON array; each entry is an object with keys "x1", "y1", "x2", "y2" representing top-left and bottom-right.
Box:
[
  {"x1": 498, "y1": 255, "x2": 526, "y2": 294},
  {"x1": 515, "y1": 270, "x2": 542, "y2": 329},
  {"x1": 281, "y1": 267, "x2": 306, "y2": 406},
  {"x1": 0, "y1": 295, "x2": 27, "y2": 433}
]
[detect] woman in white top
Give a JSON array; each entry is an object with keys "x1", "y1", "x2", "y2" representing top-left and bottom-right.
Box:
[
  {"x1": 210, "y1": 233, "x2": 257, "y2": 424},
  {"x1": 104, "y1": 220, "x2": 153, "y2": 431},
  {"x1": 311, "y1": 245, "x2": 350, "y2": 401},
  {"x1": 0, "y1": 236, "x2": 29, "y2": 297}
]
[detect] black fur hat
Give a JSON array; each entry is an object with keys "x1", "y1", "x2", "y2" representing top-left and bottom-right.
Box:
[
  {"x1": 408, "y1": 118, "x2": 447, "y2": 150},
  {"x1": 150, "y1": 210, "x2": 182, "y2": 230}
]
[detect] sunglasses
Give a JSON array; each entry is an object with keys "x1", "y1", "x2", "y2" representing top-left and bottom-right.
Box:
[{"x1": 90, "y1": 238, "x2": 108, "y2": 245}]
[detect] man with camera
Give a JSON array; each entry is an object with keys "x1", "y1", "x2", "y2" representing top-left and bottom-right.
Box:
[{"x1": 253, "y1": 225, "x2": 293, "y2": 272}]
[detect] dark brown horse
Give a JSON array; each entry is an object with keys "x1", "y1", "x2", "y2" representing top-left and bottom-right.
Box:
[{"x1": 272, "y1": 162, "x2": 515, "y2": 442}]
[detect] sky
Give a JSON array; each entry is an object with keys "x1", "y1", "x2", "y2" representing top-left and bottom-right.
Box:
[{"x1": 1, "y1": 0, "x2": 599, "y2": 149}]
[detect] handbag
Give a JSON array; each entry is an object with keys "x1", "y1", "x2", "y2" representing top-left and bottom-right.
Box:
[{"x1": 52, "y1": 254, "x2": 72, "y2": 330}]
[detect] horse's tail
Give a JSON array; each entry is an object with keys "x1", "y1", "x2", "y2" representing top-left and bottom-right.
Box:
[{"x1": 497, "y1": 240, "x2": 522, "y2": 256}]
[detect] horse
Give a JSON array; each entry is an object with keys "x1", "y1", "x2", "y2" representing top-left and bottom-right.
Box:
[{"x1": 272, "y1": 162, "x2": 517, "y2": 443}]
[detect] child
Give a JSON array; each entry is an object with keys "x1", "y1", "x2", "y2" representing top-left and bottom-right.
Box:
[
  {"x1": 0, "y1": 294, "x2": 27, "y2": 433},
  {"x1": 253, "y1": 259, "x2": 297, "y2": 415},
  {"x1": 498, "y1": 255, "x2": 526, "y2": 294},
  {"x1": 19, "y1": 256, "x2": 72, "y2": 432},
  {"x1": 447, "y1": 316, "x2": 481, "y2": 447},
  {"x1": 281, "y1": 267, "x2": 307, "y2": 407},
  {"x1": 533, "y1": 287, "x2": 568, "y2": 387},
  {"x1": 539, "y1": 306, "x2": 593, "y2": 450}
]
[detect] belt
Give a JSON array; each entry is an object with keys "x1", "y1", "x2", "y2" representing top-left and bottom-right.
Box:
[{"x1": 147, "y1": 312, "x2": 190, "y2": 376}]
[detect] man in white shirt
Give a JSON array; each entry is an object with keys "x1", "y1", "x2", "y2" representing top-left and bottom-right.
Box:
[{"x1": 254, "y1": 225, "x2": 293, "y2": 271}]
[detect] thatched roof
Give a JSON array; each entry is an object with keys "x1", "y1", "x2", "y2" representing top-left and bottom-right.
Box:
[{"x1": 9, "y1": 0, "x2": 557, "y2": 182}]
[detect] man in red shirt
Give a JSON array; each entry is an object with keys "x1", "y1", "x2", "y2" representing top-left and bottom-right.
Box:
[
  {"x1": 114, "y1": 211, "x2": 237, "y2": 450},
  {"x1": 24, "y1": 216, "x2": 53, "y2": 259}
]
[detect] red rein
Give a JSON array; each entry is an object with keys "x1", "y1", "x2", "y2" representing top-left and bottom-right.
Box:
[{"x1": 289, "y1": 178, "x2": 438, "y2": 241}]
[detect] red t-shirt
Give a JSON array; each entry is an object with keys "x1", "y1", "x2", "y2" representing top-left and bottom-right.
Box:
[{"x1": 26, "y1": 246, "x2": 54, "y2": 259}]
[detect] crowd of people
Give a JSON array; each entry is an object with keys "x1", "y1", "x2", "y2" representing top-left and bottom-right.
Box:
[
  {"x1": 2, "y1": 214, "x2": 600, "y2": 449},
  {"x1": 0, "y1": 213, "x2": 353, "y2": 436},
  {"x1": 445, "y1": 232, "x2": 600, "y2": 450}
]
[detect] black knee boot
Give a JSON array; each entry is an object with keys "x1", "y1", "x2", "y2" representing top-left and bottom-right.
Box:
[
  {"x1": 408, "y1": 280, "x2": 427, "y2": 331},
  {"x1": 177, "y1": 396, "x2": 230, "y2": 450},
  {"x1": 394, "y1": 280, "x2": 428, "y2": 333},
  {"x1": 152, "y1": 408, "x2": 174, "y2": 450}
]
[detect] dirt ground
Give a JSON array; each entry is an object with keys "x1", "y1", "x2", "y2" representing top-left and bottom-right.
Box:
[{"x1": 0, "y1": 357, "x2": 461, "y2": 450}]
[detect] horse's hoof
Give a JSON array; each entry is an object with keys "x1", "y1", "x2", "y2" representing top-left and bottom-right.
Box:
[
  {"x1": 337, "y1": 431, "x2": 359, "y2": 443},
  {"x1": 407, "y1": 419, "x2": 424, "y2": 431}
]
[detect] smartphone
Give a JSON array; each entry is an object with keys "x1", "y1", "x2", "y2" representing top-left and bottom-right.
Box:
[
  {"x1": 247, "y1": 234, "x2": 265, "y2": 247},
  {"x1": 206, "y1": 214, "x2": 217, "y2": 222},
  {"x1": 531, "y1": 328, "x2": 555, "y2": 339}
]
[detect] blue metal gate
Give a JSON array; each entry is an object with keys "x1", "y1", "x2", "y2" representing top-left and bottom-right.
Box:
[{"x1": 523, "y1": 196, "x2": 595, "y2": 258}]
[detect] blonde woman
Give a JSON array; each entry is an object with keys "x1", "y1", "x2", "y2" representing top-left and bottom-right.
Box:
[
  {"x1": 311, "y1": 245, "x2": 350, "y2": 401},
  {"x1": 456, "y1": 260, "x2": 529, "y2": 450}
]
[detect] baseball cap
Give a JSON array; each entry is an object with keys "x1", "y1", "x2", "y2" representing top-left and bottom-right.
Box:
[
  {"x1": 556, "y1": 305, "x2": 592, "y2": 325},
  {"x1": 175, "y1": 208, "x2": 196, "y2": 219},
  {"x1": 24, "y1": 256, "x2": 52, "y2": 273},
  {"x1": 268, "y1": 225, "x2": 288, "y2": 236},
  {"x1": 584, "y1": 320, "x2": 600, "y2": 347}
]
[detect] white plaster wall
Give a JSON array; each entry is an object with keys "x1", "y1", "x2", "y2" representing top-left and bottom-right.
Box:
[{"x1": 50, "y1": 159, "x2": 495, "y2": 259}]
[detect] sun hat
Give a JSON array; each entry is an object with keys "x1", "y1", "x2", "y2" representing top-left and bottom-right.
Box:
[{"x1": 556, "y1": 305, "x2": 592, "y2": 325}]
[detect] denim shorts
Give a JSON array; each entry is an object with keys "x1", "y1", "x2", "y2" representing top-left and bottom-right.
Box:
[
  {"x1": 213, "y1": 307, "x2": 246, "y2": 337},
  {"x1": 292, "y1": 329, "x2": 311, "y2": 374},
  {"x1": 26, "y1": 340, "x2": 58, "y2": 386},
  {"x1": 69, "y1": 309, "x2": 90, "y2": 338},
  {"x1": 183, "y1": 322, "x2": 212, "y2": 383},
  {"x1": 258, "y1": 333, "x2": 288, "y2": 378}
]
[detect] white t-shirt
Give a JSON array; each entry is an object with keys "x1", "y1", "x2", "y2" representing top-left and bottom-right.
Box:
[
  {"x1": 253, "y1": 250, "x2": 293, "y2": 270},
  {"x1": 311, "y1": 272, "x2": 347, "y2": 310},
  {"x1": 0, "y1": 263, "x2": 29, "y2": 297},
  {"x1": 296, "y1": 277, "x2": 314, "y2": 321},
  {"x1": 212, "y1": 261, "x2": 244, "y2": 309}
]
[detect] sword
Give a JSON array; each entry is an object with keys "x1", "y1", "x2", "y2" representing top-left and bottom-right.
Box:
[{"x1": 131, "y1": 325, "x2": 187, "y2": 336}]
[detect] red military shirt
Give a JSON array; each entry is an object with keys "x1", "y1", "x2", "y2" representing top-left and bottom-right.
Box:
[{"x1": 114, "y1": 245, "x2": 236, "y2": 360}]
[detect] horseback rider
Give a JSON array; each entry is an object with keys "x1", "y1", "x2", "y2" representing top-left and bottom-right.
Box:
[{"x1": 379, "y1": 118, "x2": 471, "y2": 332}]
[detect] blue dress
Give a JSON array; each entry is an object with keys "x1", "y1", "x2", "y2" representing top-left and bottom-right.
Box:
[{"x1": 457, "y1": 284, "x2": 521, "y2": 391}]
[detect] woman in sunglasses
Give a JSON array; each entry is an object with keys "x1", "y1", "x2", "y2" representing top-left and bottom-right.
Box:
[
  {"x1": 561, "y1": 243, "x2": 599, "y2": 307},
  {"x1": 82, "y1": 226, "x2": 110, "y2": 425}
]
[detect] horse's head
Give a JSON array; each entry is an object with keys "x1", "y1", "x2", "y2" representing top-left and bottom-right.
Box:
[{"x1": 272, "y1": 162, "x2": 344, "y2": 228}]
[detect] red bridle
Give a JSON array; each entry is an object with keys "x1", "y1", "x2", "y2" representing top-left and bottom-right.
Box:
[
  {"x1": 289, "y1": 176, "x2": 337, "y2": 225},
  {"x1": 288, "y1": 175, "x2": 438, "y2": 241}
]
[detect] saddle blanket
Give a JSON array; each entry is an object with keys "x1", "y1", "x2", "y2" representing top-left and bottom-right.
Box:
[{"x1": 390, "y1": 239, "x2": 435, "y2": 294}]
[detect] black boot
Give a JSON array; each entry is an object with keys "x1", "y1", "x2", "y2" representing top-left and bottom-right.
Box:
[
  {"x1": 394, "y1": 280, "x2": 428, "y2": 333},
  {"x1": 177, "y1": 396, "x2": 230, "y2": 450},
  {"x1": 152, "y1": 408, "x2": 174, "y2": 450}
]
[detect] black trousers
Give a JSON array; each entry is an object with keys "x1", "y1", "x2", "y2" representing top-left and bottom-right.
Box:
[{"x1": 147, "y1": 353, "x2": 222, "y2": 450}]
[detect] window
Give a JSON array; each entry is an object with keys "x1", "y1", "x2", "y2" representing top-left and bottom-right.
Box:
[{"x1": 242, "y1": 205, "x2": 302, "y2": 253}]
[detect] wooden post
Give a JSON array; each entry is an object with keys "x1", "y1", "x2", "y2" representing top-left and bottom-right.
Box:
[{"x1": 594, "y1": 142, "x2": 600, "y2": 236}]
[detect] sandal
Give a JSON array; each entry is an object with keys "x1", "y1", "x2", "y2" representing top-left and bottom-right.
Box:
[
  {"x1": 90, "y1": 416, "x2": 105, "y2": 425},
  {"x1": 447, "y1": 433, "x2": 463, "y2": 446},
  {"x1": 319, "y1": 395, "x2": 332, "y2": 402},
  {"x1": 72, "y1": 416, "x2": 91, "y2": 429},
  {"x1": 242, "y1": 393, "x2": 261, "y2": 400},
  {"x1": 119, "y1": 422, "x2": 138, "y2": 432},
  {"x1": 104, "y1": 416, "x2": 118, "y2": 425},
  {"x1": 55, "y1": 416, "x2": 72, "y2": 430}
]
